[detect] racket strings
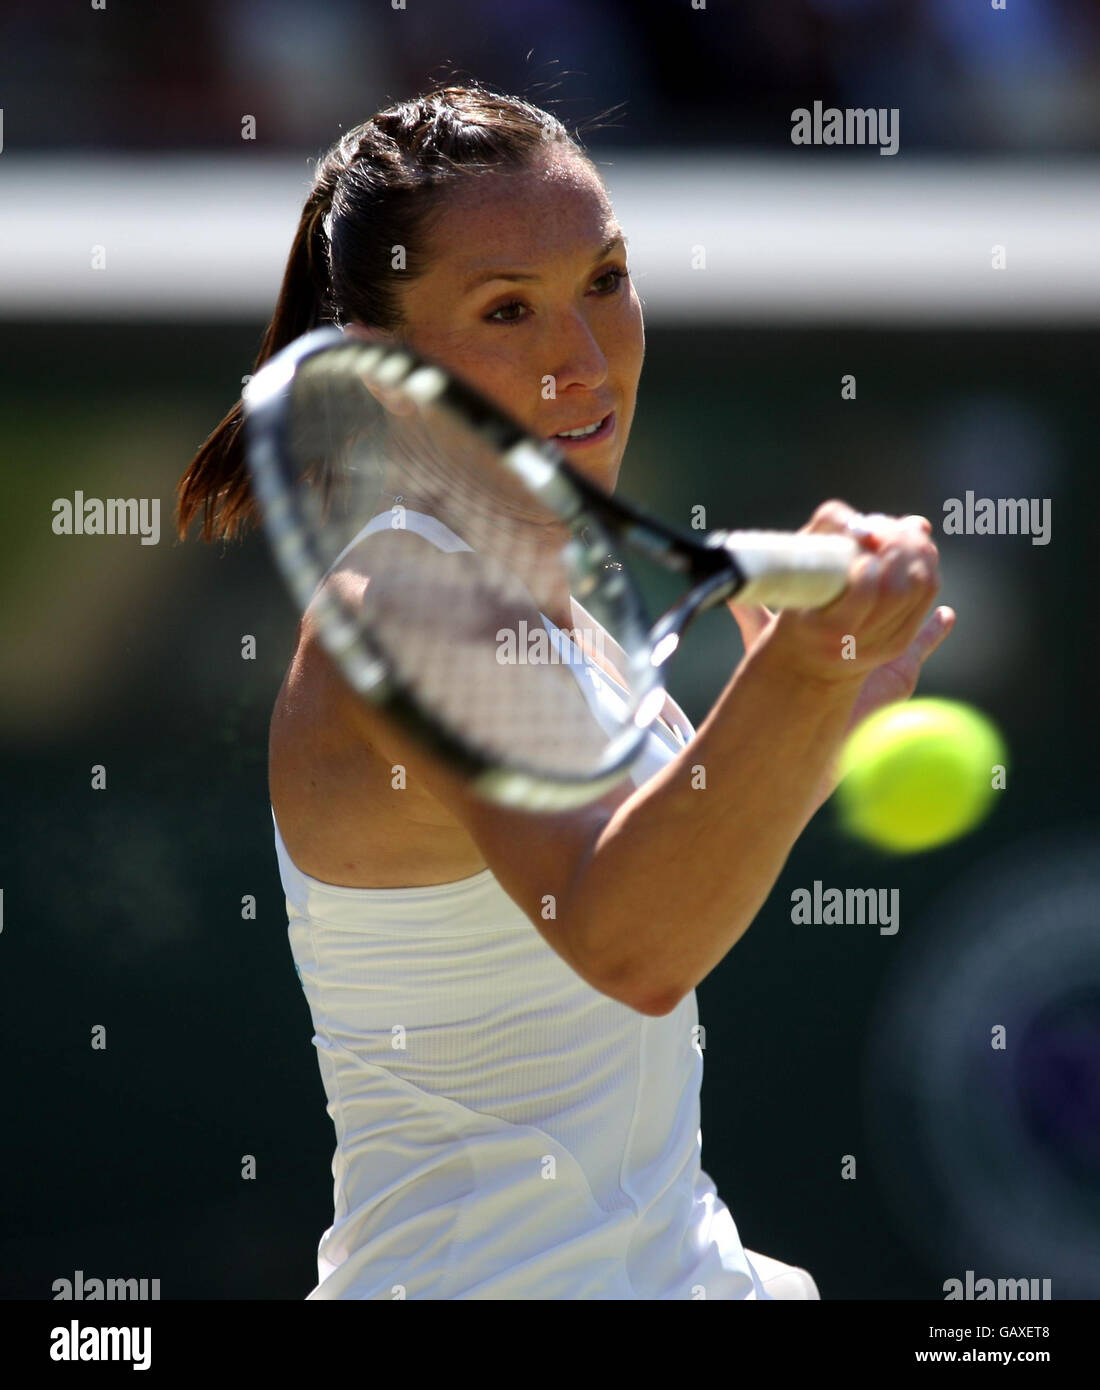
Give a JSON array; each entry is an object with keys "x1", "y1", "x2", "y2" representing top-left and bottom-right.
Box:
[{"x1": 289, "y1": 346, "x2": 648, "y2": 779}]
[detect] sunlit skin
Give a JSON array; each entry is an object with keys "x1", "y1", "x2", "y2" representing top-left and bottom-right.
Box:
[{"x1": 355, "y1": 145, "x2": 644, "y2": 498}]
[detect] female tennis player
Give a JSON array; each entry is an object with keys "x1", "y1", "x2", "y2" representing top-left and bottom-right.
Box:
[{"x1": 176, "y1": 84, "x2": 953, "y2": 1300}]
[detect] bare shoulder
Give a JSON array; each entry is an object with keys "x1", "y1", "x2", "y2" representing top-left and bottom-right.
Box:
[
  {"x1": 267, "y1": 558, "x2": 640, "y2": 1003},
  {"x1": 269, "y1": 523, "x2": 526, "y2": 887},
  {"x1": 268, "y1": 611, "x2": 486, "y2": 888},
  {"x1": 266, "y1": 524, "x2": 634, "y2": 967}
]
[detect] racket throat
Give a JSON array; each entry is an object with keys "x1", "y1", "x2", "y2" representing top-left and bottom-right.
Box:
[{"x1": 647, "y1": 568, "x2": 742, "y2": 670}]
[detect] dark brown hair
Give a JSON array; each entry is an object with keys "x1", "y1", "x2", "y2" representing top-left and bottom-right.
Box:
[{"x1": 176, "y1": 83, "x2": 588, "y2": 542}]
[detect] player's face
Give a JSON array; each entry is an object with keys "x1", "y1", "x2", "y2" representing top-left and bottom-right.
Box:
[{"x1": 385, "y1": 146, "x2": 644, "y2": 494}]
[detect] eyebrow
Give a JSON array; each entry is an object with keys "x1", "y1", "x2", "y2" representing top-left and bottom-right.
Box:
[{"x1": 459, "y1": 233, "x2": 627, "y2": 294}]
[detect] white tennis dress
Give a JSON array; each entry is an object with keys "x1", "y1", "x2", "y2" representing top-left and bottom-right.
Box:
[{"x1": 273, "y1": 508, "x2": 774, "y2": 1300}]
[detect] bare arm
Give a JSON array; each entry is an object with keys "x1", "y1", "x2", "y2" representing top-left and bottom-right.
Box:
[
  {"x1": 561, "y1": 504, "x2": 954, "y2": 1014},
  {"x1": 562, "y1": 636, "x2": 863, "y2": 1015},
  {"x1": 332, "y1": 501, "x2": 952, "y2": 1016}
]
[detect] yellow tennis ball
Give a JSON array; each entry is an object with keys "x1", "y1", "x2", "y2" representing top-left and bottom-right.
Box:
[{"x1": 835, "y1": 698, "x2": 1007, "y2": 853}]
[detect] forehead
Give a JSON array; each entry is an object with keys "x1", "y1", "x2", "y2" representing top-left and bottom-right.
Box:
[{"x1": 423, "y1": 149, "x2": 619, "y2": 269}]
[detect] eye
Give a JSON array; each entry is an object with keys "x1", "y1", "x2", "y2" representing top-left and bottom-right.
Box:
[
  {"x1": 485, "y1": 300, "x2": 529, "y2": 324},
  {"x1": 591, "y1": 266, "x2": 628, "y2": 295},
  {"x1": 483, "y1": 265, "x2": 628, "y2": 324}
]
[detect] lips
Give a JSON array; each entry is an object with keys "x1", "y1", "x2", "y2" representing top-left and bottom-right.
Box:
[{"x1": 549, "y1": 410, "x2": 615, "y2": 447}]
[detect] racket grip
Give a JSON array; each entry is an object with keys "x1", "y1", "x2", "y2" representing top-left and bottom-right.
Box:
[{"x1": 717, "y1": 530, "x2": 860, "y2": 609}]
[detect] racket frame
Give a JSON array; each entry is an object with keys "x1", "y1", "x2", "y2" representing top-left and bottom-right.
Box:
[
  {"x1": 244, "y1": 326, "x2": 712, "y2": 809},
  {"x1": 245, "y1": 327, "x2": 851, "y2": 807}
]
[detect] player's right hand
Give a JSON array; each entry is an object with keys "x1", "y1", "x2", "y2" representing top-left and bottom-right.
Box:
[{"x1": 762, "y1": 499, "x2": 946, "y2": 685}]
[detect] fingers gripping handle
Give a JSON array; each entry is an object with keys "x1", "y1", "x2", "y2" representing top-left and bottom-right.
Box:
[{"x1": 716, "y1": 530, "x2": 860, "y2": 609}]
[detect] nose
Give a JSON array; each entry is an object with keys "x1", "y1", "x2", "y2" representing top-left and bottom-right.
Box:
[{"x1": 548, "y1": 311, "x2": 609, "y2": 394}]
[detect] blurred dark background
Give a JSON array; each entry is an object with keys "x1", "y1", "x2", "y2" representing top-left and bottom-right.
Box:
[
  {"x1": 4, "y1": 0, "x2": 1100, "y2": 154},
  {"x1": 2, "y1": 0, "x2": 1098, "y2": 1302}
]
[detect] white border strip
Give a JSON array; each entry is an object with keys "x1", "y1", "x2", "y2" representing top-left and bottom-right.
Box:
[{"x1": 1, "y1": 154, "x2": 1097, "y2": 322}]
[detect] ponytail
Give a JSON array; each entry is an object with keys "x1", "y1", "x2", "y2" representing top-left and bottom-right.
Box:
[{"x1": 175, "y1": 176, "x2": 337, "y2": 542}]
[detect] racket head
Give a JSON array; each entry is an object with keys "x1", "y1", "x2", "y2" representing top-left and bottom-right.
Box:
[{"x1": 243, "y1": 326, "x2": 666, "y2": 809}]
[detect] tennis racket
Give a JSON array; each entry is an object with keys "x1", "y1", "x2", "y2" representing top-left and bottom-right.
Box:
[{"x1": 243, "y1": 326, "x2": 858, "y2": 810}]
